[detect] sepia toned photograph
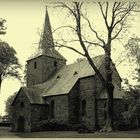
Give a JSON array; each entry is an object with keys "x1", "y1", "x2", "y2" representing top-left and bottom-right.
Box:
[{"x1": 0, "y1": 0, "x2": 140, "y2": 138}]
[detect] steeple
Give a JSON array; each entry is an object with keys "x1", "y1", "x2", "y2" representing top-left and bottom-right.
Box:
[
  {"x1": 26, "y1": 6, "x2": 66, "y2": 87},
  {"x1": 28, "y1": 6, "x2": 66, "y2": 61},
  {"x1": 39, "y1": 6, "x2": 54, "y2": 51}
]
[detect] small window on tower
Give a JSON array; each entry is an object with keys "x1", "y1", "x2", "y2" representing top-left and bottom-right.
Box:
[
  {"x1": 20, "y1": 102, "x2": 24, "y2": 108},
  {"x1": 34, "y1": 61, "x2": 37, "y2": 69},
  {"x1": 54, "y1": 61, "x2": 57, "y2": 67}
]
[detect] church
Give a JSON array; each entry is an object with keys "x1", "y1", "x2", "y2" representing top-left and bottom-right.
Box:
[{"x1": 11, "y1": 7, "x2": 124, "y2": 132}]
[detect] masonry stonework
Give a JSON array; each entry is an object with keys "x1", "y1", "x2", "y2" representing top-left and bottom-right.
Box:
[
  {"x1": 12, "y1": 90, "x2": 31, "y2": 132},
  {"x1": 79, "y1": 76, "x2": 96, "y2": 130},
  {"x1": 27, "y1": 55, "x2": 66, "y2": 87},
  {"x1": 68, "y1": 82, "x2": 80, "y2": 124},
  {"x1": 44, "y1": 95, "x2": 68, "y2": 124},
  {"x1": 31, "y1": 104, "x2": 49, "y2": 131}
]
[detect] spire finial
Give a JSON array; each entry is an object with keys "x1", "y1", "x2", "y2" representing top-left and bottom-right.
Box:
[{"x1": 39, "y1": 5, "x2": 54, "y2": 52}]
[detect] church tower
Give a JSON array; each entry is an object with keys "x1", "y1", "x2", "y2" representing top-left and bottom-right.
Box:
[{"x1": 27, "y1": 6, "x2": 66, "y2": 87}]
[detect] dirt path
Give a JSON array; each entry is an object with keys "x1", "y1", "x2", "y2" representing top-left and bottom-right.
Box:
[
  {"x1": 1, "y1": 127, "x2": 140, "y2": 138},
  {"x1": 0, "y1": 127, "x2": 20, "y2": 138}
]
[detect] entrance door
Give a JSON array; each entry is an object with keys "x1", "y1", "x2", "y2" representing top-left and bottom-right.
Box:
[{"x1": 17, "y1": 116, "x2": 25, "y2": 132}]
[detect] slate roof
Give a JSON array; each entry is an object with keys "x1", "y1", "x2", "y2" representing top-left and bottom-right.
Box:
[
  {"x1": 12, "y1": 54, "x2": 124, "y2": 105},
  {"x1": 32, "y1": 55, "x2": 106, "y2": 97},
  {"x1": 27, "y1": 48, "x2": 66, "y2": 61},
  {"x1": 12, "y1": 87, "x2": 45, "y2": 105},
  {"x1": 22, "y1": 87, "x2": 45, "y2": 104}
]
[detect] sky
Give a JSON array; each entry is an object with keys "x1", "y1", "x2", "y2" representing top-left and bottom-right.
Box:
[{"x1": 0, "y1": 0, "x2": 140, "y2": 116}]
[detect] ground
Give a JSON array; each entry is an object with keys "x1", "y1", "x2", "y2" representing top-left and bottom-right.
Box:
[{"x1": 1, "y1": 127, "x2": 140, "y2": 138}]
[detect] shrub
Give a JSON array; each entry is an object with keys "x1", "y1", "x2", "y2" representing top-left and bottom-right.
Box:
[{"x1": 32, "y1": 119, "x2": 72, "y2": 131}]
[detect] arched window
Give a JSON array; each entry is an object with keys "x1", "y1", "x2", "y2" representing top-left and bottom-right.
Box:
[
  {"x1": 104, "y1": 101, "x2": 107, "y2": 119},
  {"x1": 34, "y1": 61, "x2": 37, "y2": 69},
  {"x1": 82, "y1": 100, "x2": 86, "y2": 117},
  {"x1": 50, "y1": 100, "x2": 55, "y2": 118}
]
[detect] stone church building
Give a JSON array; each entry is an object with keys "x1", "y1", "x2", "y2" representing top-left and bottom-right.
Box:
[{"x1": 11, "y1": 7, "x2": 124, "y2": 132}]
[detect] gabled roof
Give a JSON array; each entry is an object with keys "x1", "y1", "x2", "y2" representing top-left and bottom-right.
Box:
[
  {"x1": 33, "y1": 55, "x2": 106, "y2": 97},
  {"x1": 12, "y1": 87, "x2": 45, "y2": 106},
  {"x1": 97, "y1": 83, "x2": 124, "y2": 99},
  {"x1": 27, "y1": 48, "x2": 66, "y2": 61},
  {"x1": 12, "y1": 54, "x2": 123, "y2": 106},
  {"x1": 22, "y1": 87, "x2": 45, "y2": 104}
]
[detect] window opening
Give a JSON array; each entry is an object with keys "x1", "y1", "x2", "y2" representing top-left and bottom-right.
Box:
[
  {"x1": 34, "y1": 61, "x2": 37, "y2": 69},
  {"x1": 82, "y1": 100, "x2": 86, "y2": 117},
  {"x1": 74, "y1": 71, "x2": 78, "y2": 75},
  {"x1": 54, "y1": 61, "x2": 58, "y2": 67},
  {"x1": 20, "y1": 102, "x2": 24, "y2": 108},
  {"x1": 56, "y1": 75, "x2": 60, "y2": 79},
  {"x1": 50, "y1": 100, "x2": 55, "y2": 118},
  {"x1": 104, "y1": 101, "x2": 107, "y2": 119}
]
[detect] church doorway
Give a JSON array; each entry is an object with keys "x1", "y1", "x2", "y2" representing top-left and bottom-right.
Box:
[{"x1": 17, "y1": 116, "x2": 25, "y2": 132}]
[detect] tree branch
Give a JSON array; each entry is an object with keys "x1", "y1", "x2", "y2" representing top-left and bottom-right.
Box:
[
  {"x1": 74, "y1": 2, "x2": 107, "y2": 86},
  {"x1": 81, "y1": 14, "x2": 105, "y2": 45},
  {"x1": 110, "y1": 2, "x2": 118, "y2": 28},
  {"x1": 111, "y1": 22, "x2": 124, "y2": 41},
  {"x1": 98, "y1": 2, "x2": 109, "y2": 30},
  {"x1": 83, "y1": 40, "x2": 103, "y2": 47},
  {"x1": 55, "y1": 42, "x2": 85, "y2": 56},
  {"x1": 56, "y1": 2, "x2": 77, "y2": 18},
  {"x1": 112, "y1": 2, "x2": 137, "y2": 29},
  {"x1": 52, "y1": 25, "x2": 76, "y2": 34}
]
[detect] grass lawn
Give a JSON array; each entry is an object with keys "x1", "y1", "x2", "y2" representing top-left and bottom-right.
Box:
[{"x1": 1, "y1": 127, "x2": 140, "y2": 138}]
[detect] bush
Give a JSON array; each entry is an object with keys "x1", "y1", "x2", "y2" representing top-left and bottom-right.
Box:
[
  {"x1": 114, "y1": 120, "x2": 132, "y2": 131},
  {"x1": 73, "y1": 123, "x2": 94, "y2": 133},
  {"x1": 32, "y1": 119, "x2": 94, "y2": 132},
  {"x1": 32, "y1": 119, "x2": 72, "y2": 131},
  {"x1": 0, "y1": 122, "x2": 11, "y2": 127}
]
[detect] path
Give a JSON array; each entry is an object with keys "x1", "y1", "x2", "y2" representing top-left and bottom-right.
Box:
[{"x1": 1, "y1": 127, "x2": 140, "y2": 138}]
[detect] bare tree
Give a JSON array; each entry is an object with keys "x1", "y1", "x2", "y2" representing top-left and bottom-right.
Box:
[{"x1": 41, "y1": 2, "x2": 140, "y2": 132}]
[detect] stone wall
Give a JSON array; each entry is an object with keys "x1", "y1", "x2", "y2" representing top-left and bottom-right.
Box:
[
  {"x1": 27, "y1": 55, "x2": 66, "y2": 87},
  {"x1": 79, "y1": 76, "x2": 96, "y2": 130},
  {"x1": 68, "y1": 82, "x2": 80, "y2": 124},
  {"x1": 11, "y1": 89, "x2": 31, "y2": 132},
  {"x1": 31, "y1": 104, "x2": 49, "y2": 131},
  {"x1": 44, "y1": 95, "x2": 68, "y2": 124},
  {"x1": 27, "y1": 56, "x2": 44, "y2": 86}
]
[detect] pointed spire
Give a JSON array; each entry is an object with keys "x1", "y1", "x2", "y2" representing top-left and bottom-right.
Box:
[{"x1": 39, "y1": 6, "x2": 54, "y2": 52}]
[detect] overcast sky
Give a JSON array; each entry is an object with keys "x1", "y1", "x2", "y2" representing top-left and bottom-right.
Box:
[{"x1": 0, "y1": 0, "x2": 140, "y2": 116}]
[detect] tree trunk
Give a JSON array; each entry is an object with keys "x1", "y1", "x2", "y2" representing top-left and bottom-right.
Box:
[
  {"x1": 104, "y1": 82, "x2": 114, "y2": 131},
  {"x1": 102, "y1": 47, "x2": 114, "y2": 132},
  {"x1": 75, "y1": 4, "x2": 115, "y2": 131}
]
